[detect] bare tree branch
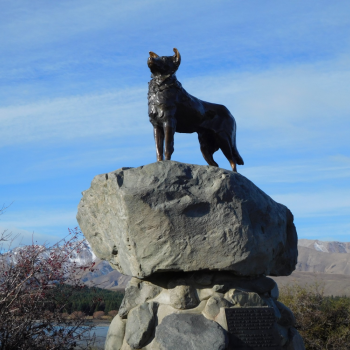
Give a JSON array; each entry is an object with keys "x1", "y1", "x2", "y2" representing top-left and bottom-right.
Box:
[{"x1": 0, "y1": 227, "x2": 98, "y2": 349}]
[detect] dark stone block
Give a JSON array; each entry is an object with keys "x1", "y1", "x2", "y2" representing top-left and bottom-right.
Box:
[{"x1": 154, "y1": 313, "x2": 228, "y2": 350}]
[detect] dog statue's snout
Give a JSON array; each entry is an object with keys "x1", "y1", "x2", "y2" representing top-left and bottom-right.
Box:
[{"x1": 149, "y1": 51, "x2": 159, "y2": 58}]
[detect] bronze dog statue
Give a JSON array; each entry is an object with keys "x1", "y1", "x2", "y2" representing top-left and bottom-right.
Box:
[{"x1": 147, "y1": 48, "x2": 244, "y2": 172}]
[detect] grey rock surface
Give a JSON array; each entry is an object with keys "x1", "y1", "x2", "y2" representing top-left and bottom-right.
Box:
[
  {"x1": 153, "y1": 313, "x2": 228, "y2": 350},
  {"x1": 275, "y1": 324, "x2": 289, "y2": 347},
  {"x1": 119, "y1": 278, "x2": 161, "y2": 318},
  {"x1": 77, "y1": 161, "x2": 297, "y2": 278},
  {"x1": 167, "y1": 279, "x2": 199, "y2": 309},
  {"x1": 270, "y1": 280, "x2": 279, "y2": 299},
  {"x1": 224, "y1": 289, "x2": 267, "y2": 307},
  {"x1": 203, "y1": 295, "x2": 232, "y2": 319},
  {"x1": 212, "y1": 274, "x2": 278, "y2": 294},
  {"x1": 284, "y1": 328, "x2": 305, "y2": 350},
  {"x1": 193, "y1": 271, "x2": 213, "y2": 286},
  {"x1": 276, "y1": 300, "x2": 296, "y2": 328},
  {"x1": 125, "y1": 302, "x2": 157, "y2": 349},
  {"x1": 104, "y1": 274, "x2": 302, "y2": 350},
  {"x1": 105, "y1": 315, "x2": 125, "y2": 350}
]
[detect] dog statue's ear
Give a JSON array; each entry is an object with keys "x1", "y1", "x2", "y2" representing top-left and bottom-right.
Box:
[
  {"x1": 149, "y1": 51, "x2": 159, "y2": 58},
  {"x1": 173, "y1": 48, "x2": 181, "y2": 66}
]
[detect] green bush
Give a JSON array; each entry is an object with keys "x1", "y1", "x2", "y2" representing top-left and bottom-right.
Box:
[{"x1": 279, "y1": 283, "x2": 350, "y2": 350}]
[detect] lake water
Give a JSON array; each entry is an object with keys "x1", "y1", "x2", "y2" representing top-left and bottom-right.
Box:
[
  {"x1": 75, "y1": 323, "x2": 109, "y2": 349},
  {"x1": 91, "y1": 325, "x2": 109, "y2": 348}
]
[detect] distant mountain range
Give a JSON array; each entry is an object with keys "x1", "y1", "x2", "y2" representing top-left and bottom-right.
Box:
[
  {"x1": 297, "y1": 245, "x2": 350, "y2": 275},
  {"x1": 4, "y1": 240, "x2": 131, "y2": 290},
  {"x1": 6, "y1": 240, "x2": 96, "y2": 266},
  {"x1": 6, "y1": 239, "x2": 350, "y2": 295},
  {"x1": 272, "y1": 239, "x2": 350, "y2": 296},
  {"x1": 81, "y1": 259, "x2": 131, "y2": 290},
  {"x1": 298, "y1": 239, "x2": 350, "y2": 254},
  {"x1": 82, "y1": 238, "x2": 350, "y2": 295}
]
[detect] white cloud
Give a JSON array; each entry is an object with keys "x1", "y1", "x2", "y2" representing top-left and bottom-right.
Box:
[
  {"x1": 238, "y1": 156, "x2": 350, "y2": 226},
  {"x1": 1, "y1": 56, "x2": 349, "y2": 154},
  {"x1": 182, "y1": 56, "x2": 350, "y2": 151},
  {"x1": 297, "y1": 222, "x2": 350, "y2": 242},
  {"x1": 0, "y1": 0, "x2": 155, "y2": 50},
  {"x1": 1, "y1": 210, "x2": 77, "y2": 228},
  {"x1": 0, "y1": 207, "x2": 79, "y2": 247},
  {"x1": 240, "y1": 157, "x2": 350, "y2": 185},
  {"x1": 19, "y1": 145, "x2": 157, "y2": 182},
  {"x1": 0, "y1": 225, "x2": 64, "y2": 248},
  {"x1": 0, "y1": 87, "x2": 148, "y2": 147},
  {"x1": 271, "y1": 189, "x2": 350, "y2": 218}
]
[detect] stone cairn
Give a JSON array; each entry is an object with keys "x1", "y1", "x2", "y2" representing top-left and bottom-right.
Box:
[{"x1": 77, "y1": 161, "x2": 305, "y2": 350}]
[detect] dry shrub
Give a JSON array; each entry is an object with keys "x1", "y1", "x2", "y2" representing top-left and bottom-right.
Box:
[
  {"x1": 93, "y1": 311, "x2": 105, "y2": 319},
  {"x1": 108, "y1": 310, "x2": 118, "y2": 317},
  {"x1": 71, "y1": 311, "x2": 86, "y2": 319},
  {"x1": 279, "y1": 282, "x2": 350, "y2": 350}
]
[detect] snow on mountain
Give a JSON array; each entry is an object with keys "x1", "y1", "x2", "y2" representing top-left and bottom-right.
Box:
[
  {"x1": 295, "y1": 239, "x2": 350, "y2": 277},
  {"x1": 81, "y1": 260, "x2": 114, "y2": 282},
  {"x1": 314, "y1": 241, "x2": 329, "y2": 253},
  {"x1": 298, "y1": 239, "x2": 350, "y2": 254},
  {"x1": 3, "y1": 240, "x2": 130, "y2": 289},
  {"x1": 4, "y1": 239, "x2": 97, "y2": 266},
  {"x1": 66, "y1": 240, "x2": 97, "y2": 266}
]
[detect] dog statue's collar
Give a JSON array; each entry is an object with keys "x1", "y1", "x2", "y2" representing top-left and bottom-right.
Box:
[{"x1": 151, "y1": 74, "x2": 176, "y2": 86}]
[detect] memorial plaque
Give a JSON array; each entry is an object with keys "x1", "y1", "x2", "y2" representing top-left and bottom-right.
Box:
[{"x1": 225, "y1": 308, "x2": 282, "y2": 350}]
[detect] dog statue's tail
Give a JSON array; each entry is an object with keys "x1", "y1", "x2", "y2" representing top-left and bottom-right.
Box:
[
  {"x1": 236, "y1": 153, "x2": 244, "y2": 165},
  {"x1": 231, "y1": 118, "x2": 244, "y2": 166},
  {"x1": 233, "y1": 147, "x2": 244, "y2": 165},
  {"x1": 232, "y1": 131, "x2": 244, "y2": 165}
]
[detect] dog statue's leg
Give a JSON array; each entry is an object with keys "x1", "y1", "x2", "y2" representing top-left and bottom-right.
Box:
[
  {"x1": 216, "y1": 133, "x2": 237, "y2": 172},
  {"x1": 164, "y1": 120, "x2": 176, "y2": 160},
  {"x1": 154, "y1": 126, "x2": 164, "y2": 161},
  {"x1": 200, "y1": 148, "x2": 219, "y2": 167},
  {"x1": 230, "y1": 161, "x2": 237, "y2": 172},
  {"x1": 198, "y1": 131, "x2": 219, "y2": 167}
]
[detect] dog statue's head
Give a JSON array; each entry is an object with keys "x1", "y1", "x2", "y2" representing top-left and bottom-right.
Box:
[{"x1": 147, "y1": 48, "x2": 181, "y2": 76}]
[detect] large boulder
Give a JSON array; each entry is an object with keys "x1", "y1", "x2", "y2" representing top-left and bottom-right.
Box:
[
  {"x1": 118, "y1": 278, "x2": 162, "y2": 318},
  {"x1": 124, "y1": 302, "x2": 157, "y2": 349},
  {"x1": 153, "y1": 313, "x2": 228, "y2": 350},
  {"x1": 105, "y1": 315, "x2": 125, "y2": 350},
  {"x1": 77, "y1": 161, "x2": 297, "y2": 278}
]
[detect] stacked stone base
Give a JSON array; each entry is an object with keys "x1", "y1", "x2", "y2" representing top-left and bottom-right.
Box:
[{"x1": 105, "y1": 272, "x2": 304, "y2": 350}]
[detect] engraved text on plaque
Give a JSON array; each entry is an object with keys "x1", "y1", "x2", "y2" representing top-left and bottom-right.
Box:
[{"x1": 225, "y1": 308, "x2": 282, "y2": 349}]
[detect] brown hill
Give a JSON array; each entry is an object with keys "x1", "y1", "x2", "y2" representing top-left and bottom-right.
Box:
[
  {"x1": 271, "y1": 271, "x2": 350, "y2": 296},
  {"x1": 296, "y1": 246, "x2": 350, "y2": 275},
  {"x1": 271, "y1": 240, "x2": 350, "y2": 296},
  {"x1": 298, "y1": 239, "x2": 350, "y2": 254},
  {"x1": 81, "y1": 259, "x2": 131, "y2": 289}
]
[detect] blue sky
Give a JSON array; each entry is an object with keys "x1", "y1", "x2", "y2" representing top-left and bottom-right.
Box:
[{"x1": 1, "y1": 0, "x2": 349, "y2": 246}]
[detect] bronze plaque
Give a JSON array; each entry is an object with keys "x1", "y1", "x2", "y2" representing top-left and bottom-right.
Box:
[{"x1": 225, "y1": 308, "x2": 282, "y2": 349}]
